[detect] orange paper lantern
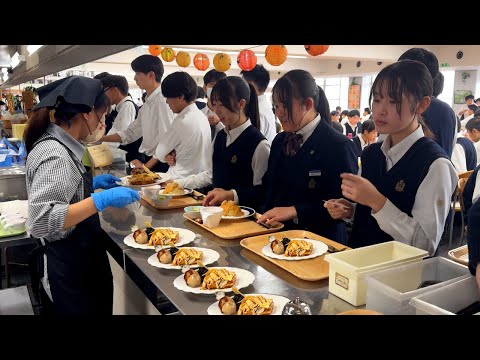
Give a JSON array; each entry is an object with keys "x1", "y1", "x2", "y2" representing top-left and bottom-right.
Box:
[
  {"x1": 304, "y1": 45, "x2": 329, "y2": 56},
  {"x1": 161, "y1": 47, "x2": 176, "y2": 62},
  {"x1": 213, "y1": 53, "x2": 231, "y2": 72},
  {"x1": 176, "y1": 51, "x2": 191, "y2": 67},
  {"x1": 193, "y1": 53, "x2": 210, "y2": 71},
  {"x1": 265, "y1": 45, "x2": 288, "y2": 66},
  {"x1": 148, "y1": 45, "x2": 162, "y2": 56},
  {"x1": 237, "y1": 49, "x2": 257, "y2": 71}
]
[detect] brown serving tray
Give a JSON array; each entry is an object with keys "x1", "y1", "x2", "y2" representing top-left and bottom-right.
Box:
[
  {"x1": 448, "y1": 245, "x2": 469, "y2": 266},
  {"x1": 183, "y1": 212, "x2": 284, "y2": 240},
  {"x1": 141, "y1": 190, "x2": 204, "y2": 210},
  {"x1": 240, "y1": 230, "x2": 349, "y2": 281}
]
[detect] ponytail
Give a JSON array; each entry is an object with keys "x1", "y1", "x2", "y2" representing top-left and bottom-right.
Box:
[
  {"x1": 246, "y1": 82, "x2": 260, "y2": 130},
  {"x1": 25, "y1": 108, "x2": 51, "y2": 154},
  {"x1": 316, "y1": 85, "x2": 331, "y2": 124},
  {"x1": 418, "y1": 115, "x2": 434, "y2": 139}
]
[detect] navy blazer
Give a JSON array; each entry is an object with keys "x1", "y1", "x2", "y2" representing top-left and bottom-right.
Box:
[{"x1": 260, "y1": 118, "x2": 358, "y2": 244}]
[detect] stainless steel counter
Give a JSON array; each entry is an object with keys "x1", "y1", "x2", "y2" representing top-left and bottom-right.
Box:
[{"x1": 99, "y1": 200, "x2": 358, "y2": 315}]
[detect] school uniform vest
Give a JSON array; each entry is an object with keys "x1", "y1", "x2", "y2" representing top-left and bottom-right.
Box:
[
  {"x1": 212, "y1": 125, "x2": 265, "y2": 208},
  {"x1": 352, "y1": 135, "x2": 362, "y2": 157},
  {"x1": 344, "y1": 122, "x2": 360, "y2": 138},
  {"x1": 457, "y1": 137, "x2": 478, "y2": 171},
  {"x1": 467, "y1": 200, "x2": 480, "y2": 275},
  {"x1": 463, "y1": 164, "x2": 479, "y2": 223},
  {"x1": 349, "y1": 137, "x2": 448, "y2": 248}
]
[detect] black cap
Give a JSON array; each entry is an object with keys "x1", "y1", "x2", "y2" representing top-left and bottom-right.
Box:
[{"x1": 33, "y1": 76, "x2": 103, "y2": 113}]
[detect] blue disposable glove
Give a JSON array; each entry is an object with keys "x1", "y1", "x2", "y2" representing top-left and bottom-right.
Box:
[
  {"x1": 93, "y1": 174, "x2": 121, "y2": 190},
  {"x1": 91, "y1": 187, "x2": 140, "y2": 212}
]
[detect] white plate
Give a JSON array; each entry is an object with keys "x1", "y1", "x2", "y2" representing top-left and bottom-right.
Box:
[
  {"x1": 116, "y1": 172, "x2": 171, "y2": 188},
  {"x1": 173, "y1": 267, "x2": 255, "y2": 295},
  {"x1": 123, "y1": 227, "x2": 195, "y2": 250},
  {"x1": 222, "y1": 206, "x2": 256, "y2": 220},
  {"x1": 262, "y1": 238, "x2": 328, "y2": 261},
  {"x1": 207, "y1": 293, "x2": 290, "y2": 315},
  {"x1": 159, "y1": 187, "x2": 194, "y2": 197},
  {"x1": 147, "y1": 247, "x2": 220, "y2": 270}
]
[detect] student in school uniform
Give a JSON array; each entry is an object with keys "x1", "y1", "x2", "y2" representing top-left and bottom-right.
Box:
[
  {"x1": 25, "y1": 76, "x2": 140, "y2": 315},
  {"x1": 156, "y1": 71, "x2": 211, "y2": 180},
  {"x1": 101, "y1": 55, "x2": 174, "y2": 173},
  {"x1": 467, "y1": 200, "x2": 480, "y2": 286},
  {"x1": 325, "y1": 60, "x2": 458, "y2": 256},
  {"x1": 330, "y1": 110, "x2": 346, "y2": 135},
  {"x1": 175, "y1": 76, "x2": 270, "y2": 210},
  {"x1": 465, "y1": 117, "x2": 480, "y2": 166},
  {"x1": 462, "y1": 163, "x2": 480, "y2": 223},
  {"x1": 202, "y1": 69, "x2": 227, "y2": 141},
  {"x1": 344, "y1": 109, "x2": 362, "y2": 138},
  {"x1": 351, "y1": 119, "x2": 377, "y2": 157},
  {"x1": 257, "y1": 71, "x2": 358, "y2": 245},
  {"x1": 452, "y1": 119, "x2": 477, "y2": 172}
]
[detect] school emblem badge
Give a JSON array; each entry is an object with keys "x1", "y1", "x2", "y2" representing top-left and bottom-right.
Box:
[
  {"x1": 395, "y1": 179, "x2": 405, "y2": 192},
  {"x1": 231, "y1": 155, "x2": 237, "y2": 164},
  {"x1": 308, "y1": 178, "x2": 316, "y2": 189}
]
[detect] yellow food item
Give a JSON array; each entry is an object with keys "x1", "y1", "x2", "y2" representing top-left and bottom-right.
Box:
[
  {"x1": 284, "y1": 240, "x2": 313, "y2": 257},
  {"x1": 201, "y1": 268, "x2": 236, "y2": 290},
  {"x1": 129, "y1": 173, "x2": 158, "y2": 185},
  {"x1": 237, "y1": 295, "x2": 274, "y2": 315},
  {"x1": 172, "y1": 248, "x2": 204, "y2": 266},
  {"x1": 163, "y1": 182, "x2": 184, "y2": 195},
  {"x1": 220, "y1": 200, "x2": 243, "y2": 217},
  {"x1": 148, "y1": 228, "x2": 180, "y2": 246}
]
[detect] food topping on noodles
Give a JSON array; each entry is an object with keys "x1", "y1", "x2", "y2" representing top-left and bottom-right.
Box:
[
  {"x1": 201, "y1": 268, "x2": 236, "y2": 289},
  {"x1": 171, "y1": 248, "x2": 204, "y2": 266},
  {"x1": 163, "y1": 182, "x2": 184, "y2": 195},
  {"x1": 148, "y1": 228, "x2": 180, "y2": 246},
  {"x1": 284, "y1": 239, "x2": 313, "y2": 257},
  {"x1": 237, "y1": 295, "x2": 274, "y2": 315}
]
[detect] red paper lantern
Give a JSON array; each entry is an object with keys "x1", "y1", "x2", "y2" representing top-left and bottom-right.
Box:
[
  {"x1": 304, "y1": 45, "x2": 329, "y2": 56},
  {"x1": 148, "y1": 45, "x2": 162, "y2": 56},
  {"x1": 237, "y1": 49, "x2": 257, "y2": 71},
  {"x1": 265, "y1": 45, "x2": 288, "y2": 66},
  {"x1": 193, "y1": 53, "x2": 210, "y2": 71}
]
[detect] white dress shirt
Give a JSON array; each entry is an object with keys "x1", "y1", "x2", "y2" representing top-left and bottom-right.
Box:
[
  {"x1": 257, "y1": 94, "x2": 277, "y2": 144},
  {"x1": 176, "y1": 119, "x2": 271, "y2": 203},
  {"x1": 461, "y1": 114, "x2": 474, "y2": 129},
  {"x1": 296, "y1": 114, "x2": 321, "y2": 146},
  {"x1": 472, "y1": 171, "x2": 480, "y2": 206},
  {"x1": 106, "y1": 96, "x2": 136, "y2": 149},
  {"x1": 360, "y1": 126, "x2": 457, "y2": 256},
  {"x1": 155, "y1": 103, "x2": 211, "y2": 179},
  {"x1": 117, "y1": 85, "x2": 174, "y2": 157},
  {"x1": 475, "y1": 141, "x2": 480, "y2": 166},
  {"x1": 451, "y1": 143, "x2": 467, "y2": 173}
]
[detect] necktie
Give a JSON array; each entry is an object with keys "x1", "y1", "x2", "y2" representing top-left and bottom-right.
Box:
[{"x1": 283, "y1": 132, "x2": 304, "y2": 157}]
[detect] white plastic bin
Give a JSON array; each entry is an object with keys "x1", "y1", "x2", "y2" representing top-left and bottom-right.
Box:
[
  {"x1": 324, "y1": 241, "x2": 428, "y2": 306},
  {"x1": 366, "y1": 257, "x2": 470, "y2": 315},
  {"x1": 409, "y1": 276, "x2": 480, "y2": 315}
]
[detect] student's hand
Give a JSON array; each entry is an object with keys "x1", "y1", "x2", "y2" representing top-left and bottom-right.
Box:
[
  {"x1": 203, "y1": 188, "x2": 234, "y2": 206},
  {"x1": 340, "y1": 173, "x2": 387, "y2": 213},
  {"x1": 208, "y1": 113, "x2": 221, "y2": 126},
  {"x1": 91, "y1": 187, "x2": 140, "y2": 212},
  {"x1": 458, "y1": 109, "x2": 467, "y2": 116},
  {"x1": 93, "y1": 174, "x2": 120, "y2": 190},
  {"x1": 257, "y1": 207, "x2": 297, "y2": 225},
  {"x1": 130, "y1": 159, "x2": 144, "y2": 169},
  {"x1": 165, "y1": 150, "x2": 176, "y2": 166},
  {"x1": 324, "y1": 198, "x2": 354, "y2": 219}
]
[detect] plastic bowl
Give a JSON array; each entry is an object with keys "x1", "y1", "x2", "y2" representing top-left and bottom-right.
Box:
[
  {"x1": 184, "y1": 206, "x2": 203, "y2": 219},
  {"x1": 150, "y1": 194, "x2": 172, "y2": 207}
]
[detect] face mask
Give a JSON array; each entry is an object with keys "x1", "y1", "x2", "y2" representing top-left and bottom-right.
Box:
[
  {"x1": 206, "y1": 87, "x2": 213, "y2": 99},
  {"x1": 83, "y1": 118, "x2": 105, "y2": 144}
]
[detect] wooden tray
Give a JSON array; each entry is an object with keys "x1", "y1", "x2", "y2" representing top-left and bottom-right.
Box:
[
  {"x1": 448, "y1": 245, "x2": 469, "y2": 266},
  {"x1": 141, "y1": 190, "x2": 204, "y2": 210},
  {"x1": 183, "y1": 212, "x2": 284, "y2": 240},
  {"x1": 240, "y1": 230, "x2": 349, "y2": 281}
]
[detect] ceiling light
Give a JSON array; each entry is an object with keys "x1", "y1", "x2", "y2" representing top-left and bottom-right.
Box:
[
  {"x1": 27, "y1": 45, "x2": 43, "y2": 55},
  {"x1": 11, "y1": 52, "x2": 26, "y2": 69}
]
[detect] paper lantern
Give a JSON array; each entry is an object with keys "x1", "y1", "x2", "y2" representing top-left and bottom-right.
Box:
[
  {"x1": 161, "y1": 47, "x2": 175, "y2": 62},
  {"x1": 176, "y1": 51, "x2": 191, "y2": 67},
  {"x1": 193, "y1": 53, "x2": 210, "y2": 71},
  {"x1": 213, "y1": 53, "x2": 231, "y2": 72},
  {"x1": 237, "y1": 49, "x2": 257, "y2": 71},
  {"x1": 304, "y1": 45, "x2": 329, "y2": 56},
  {"x1": 265, "y1": 45, "x2": 288, "y2": 66},
  {"x1": 148, "y1": 45, "x2": 162, "y2": 56}
]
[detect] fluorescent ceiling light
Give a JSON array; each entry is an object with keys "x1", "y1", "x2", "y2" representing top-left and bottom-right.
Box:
[
  {"x1": 27, "y1": 45, "x2": 43, "y2": 55},
  {"x1": 11, "y1": 52, "x2": 26, "y2": 69},
  {"x1": 141, "y1": 46, "x2": 306, "y2": 59}
]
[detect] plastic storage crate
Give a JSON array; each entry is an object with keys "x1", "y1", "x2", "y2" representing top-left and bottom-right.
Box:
[
  {"x1": 366, "y1": 257, "x2": 470, "y2": 315},
  {"x1": 324, "y1": 241, "x2": 428, "y2": 306}
]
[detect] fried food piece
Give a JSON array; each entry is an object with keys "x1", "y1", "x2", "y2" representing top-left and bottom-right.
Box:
[
  {"x1": 172, "y1": 248, "x2": 204, "y2": 266},
  {"x1": 237, "y1": 295, "x2": 274, "y2": 315},
  {"x1": 131, "y1": 168, "x2": 144, "y2": 175},
  {"x1": 148, "y1": 228, "x2": 180, "y2": 246},
  {"x1": 163, "y1": 182, "x2": 184, "y2": 195},
  {"x1": 284, "y1": 239, "x2": 313, "y2": 257},
  {"x1": 129, "y1": 173, "x2": 157, "y2": 185},
  {"x1": 220, "y1": 200, "x2": 243, "y2": 217},
  {"x1": 201, "y1": 268, "x2": 236, "y2": 290}
]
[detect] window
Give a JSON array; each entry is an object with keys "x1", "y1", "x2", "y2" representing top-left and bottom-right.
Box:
[
  {"x1": 437, "y1": 70, "x2": 454, "y2": 107},
  {"x1": 316, "y1": 77, "x2": 349, "y2": 111}
]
